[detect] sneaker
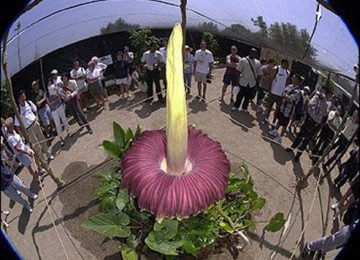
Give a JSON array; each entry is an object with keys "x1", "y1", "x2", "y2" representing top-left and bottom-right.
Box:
[
  {"x1": 268, "y1": 129, "x2": 278, "y2": 137},
  {"x1": 38, "y1": 168, "x2": 47, "y2": 175},
  {"x1": 2, "y1": 210, "x2": 9, "y2": 215},
  {"x1": 261, "y1": 118, "x2": 269, "y2": 125},
  {"x1": 29, "y1": 194, "x2": 38, "y2": 200},
  {"x1": 48, "y1": 155, "x2": 55, "y2": 160},
  {"x1": 231, "y1": 106, "x2": 238, "y2": 111},
  {"x1": 25, "y1": 204, "x2": 33, "y2": 213},
  {"x1": 60, "y1": 141, "x2": 65, "y2": 147},
  {"x1": 88, "y1": 129, "x2": 93, "y2": 135},
  {"x1": 274, "y1": 136, "x2": 282, "y2": 144}
]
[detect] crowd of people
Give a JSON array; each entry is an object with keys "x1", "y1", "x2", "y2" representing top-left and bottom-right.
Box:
[{"x1": 1, "y1": 38, "x2": 358, "y2": 257}]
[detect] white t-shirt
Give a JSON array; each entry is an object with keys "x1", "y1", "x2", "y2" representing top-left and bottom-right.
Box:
[
  {"x1": 159, "y1": 47, "x2": 167, "y2": 64},
  {"x1": 237, "y1": 57, "x2": 262, "y2": 88},
  {"x1": 95, "y1": 62, "x2": 107, "y2": 80},
  {"x1": 14, "y1": 101, "x2": 37, "y2": 128},
  {"x1": 141, "y1": 50, "x2": 164, "y2": 69},
  {"x1": 271, "y1": 66, "x2": 289, "y2": 96},
  {"x1": 7, "y1": 130, "x2": 30, "y2": 156},
  {"x1": 70, "y1": 67, "x2": 87, "y2": 90},
  {"x1": 194, "y1": 49, "x2": 214, "y2": 74},
  {"x1": 86, "y1": 68, "x2": 101, "y2": 81},
  {"x1": 327, "y1": 110, "x2": 342, "y2": 131}
]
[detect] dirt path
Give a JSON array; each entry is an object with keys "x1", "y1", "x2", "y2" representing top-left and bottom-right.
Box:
[{"x1": 2, "y1": 68, "x2": 341, "y2": 259}]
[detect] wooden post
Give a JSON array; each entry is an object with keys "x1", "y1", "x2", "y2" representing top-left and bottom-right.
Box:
[{"x1": 1, "y1": 31, "x2": 65, "y2": 188}]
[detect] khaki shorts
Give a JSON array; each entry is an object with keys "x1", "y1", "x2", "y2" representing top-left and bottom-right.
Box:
[
  {"x1": 115, "y1": 77, "x2": 128, "y2": 85},
  {"x1": 195, "y1": 72, "x2": 207, "y2": 83}
]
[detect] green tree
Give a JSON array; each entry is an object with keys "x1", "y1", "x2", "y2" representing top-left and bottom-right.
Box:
[
  {"x1": 201, "y1": 32, "x2": 219, "y2": 57},
  {"x1": 197, "y1": 22, "x2": 220, "y2": 34},
  {"x1": 222, "y1": 24, "x2": 258, "y2": 45},
  {"x1": 252, "y1": 16, "x2": 317, "y2": 59},
  {"x1": 100, "y1": 18, "x2": 140, "y2": 35},
  {"x1": 1, "y1": 83, "x2": 13, "y2": 119},
  {"x1": 129, "y1": 29, "x2": 160, "y2": 66}
]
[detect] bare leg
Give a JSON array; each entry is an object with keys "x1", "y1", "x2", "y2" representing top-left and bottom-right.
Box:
[
  {"x1": 197, "y1": 82, "x2": 202, "y2": 97},
  {"x1": 220, "y1": 84, "x2": 228, "y2": 100}
]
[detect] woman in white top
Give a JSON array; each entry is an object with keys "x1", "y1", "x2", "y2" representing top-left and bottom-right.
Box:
[
  {"x1": 91, "y1": 56, "x2": 108, "y2": 101},
  {"x1": 86, "y1": 60, "x2": 107, "y2": 110},
  {"x1": 46, "y1": 78, "x2": 72, "y2": 146},
  {"x1": 58, "y1": 73, "x2": 93, "y2": 134}
]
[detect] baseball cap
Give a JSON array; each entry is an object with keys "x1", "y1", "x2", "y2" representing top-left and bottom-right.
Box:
[
  {"x1": 51, "y1": 69, "x2": 58, "y2": 74},
  {"x1": 303, "y1": 86, "x2": 310, "y2": 92},
  {"x1": 31, "y1": 80, "x2": 39, "y2": 86}
]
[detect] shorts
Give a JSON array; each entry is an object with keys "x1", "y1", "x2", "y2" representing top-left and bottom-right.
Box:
[
  {"x1": 16, "y1": 152, "x2": 32, "y2": 167},
  {"x1": 38, "y1": 105, "x2": 52, "y2": 127},
  {"x1": 88, "y1": 81, "x2": 103, "y2": 97},
  {"x1": 115, "y1": 77, "x2": 128, "y2": 85},
  {"x1": 277, "y1": 112, "x2": 291, "y2": 127},
  {"x1": 223, "y1": 73, "x2": 239, "y2": 86},
  {"x1": 267, "y1": 93, "x2": 283, "y2": 107},
  {"x1": 195, "y1": 72, "x2": 208, "y2": 83}
]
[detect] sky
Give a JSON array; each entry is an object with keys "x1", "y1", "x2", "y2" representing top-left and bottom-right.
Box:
[{"x1": 1, "y1": 0, "x2": 358, "y2": 79}]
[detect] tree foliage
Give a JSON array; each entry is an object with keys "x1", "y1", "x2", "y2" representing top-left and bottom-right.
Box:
[
  {"x1": 201, "y1": 32, "x2": 219, "y2": 57},
  {"x1": 252, "y1": 16, "x2": 317, "y2": 58},
  {"x1": 100, "y1": 18, "x2": 140, "y2": 35},
  {"x1": 129, "y1": 29, "x2": 160, "y2": 66},
  {"x1": 1, "y1": 84, "x2": 13, "y2": 119},
  {"x1": 197, "y1": 22, "x2": 220, "y2": 34}
]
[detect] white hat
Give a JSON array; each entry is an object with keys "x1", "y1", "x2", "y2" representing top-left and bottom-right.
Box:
[
  {"x1": 303, "y1": 86, "x2": 310, "y2": 92},
  {"x1": 51, "y1": 69, "x2": 58, "y2": 74}
]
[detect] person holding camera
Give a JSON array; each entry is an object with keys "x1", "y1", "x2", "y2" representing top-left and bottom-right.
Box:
[
  {"x1": 193, "y1": 40, "x2": 214, "y2": 102},
  {"x1": 286, "y1": 85, "x2": 329, "y2": 162},
  {"x1": 231, "y1": 48, "x2": 262, "y2": 113},
  {"x1": 141, "y1": 42, "x2": 165, "y2": 103}
]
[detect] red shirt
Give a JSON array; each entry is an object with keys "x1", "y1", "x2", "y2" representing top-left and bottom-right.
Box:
[{"x1": 224, "y1": 54, "x2": 240, "y2": 77}]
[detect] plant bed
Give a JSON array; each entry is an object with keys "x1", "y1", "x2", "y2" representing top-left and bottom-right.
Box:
[{"x1": 82, "y1": 123, "x2": 285, "y2": 260}]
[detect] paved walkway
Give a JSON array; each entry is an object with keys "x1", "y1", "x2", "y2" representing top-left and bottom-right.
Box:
[{"x1": 2, "y1": 68, "x2": 342, "y2": 259}]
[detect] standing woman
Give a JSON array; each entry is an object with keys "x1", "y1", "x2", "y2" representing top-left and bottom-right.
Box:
[
  {"x1": 184, "y1": 45, "x2": 194, "y2": 94},
  {"x1": 86, "y1": 61, "x2": 107, "y2": 110},
  {"x1": 59, "y1": 73, "x2": 93, "y2": 135},
  {"x1": 46, "y1": 79, "x2": 72, "y2": 146},
  {"x1": 92, "y1": 56, "x2": 108, "y2": 101}
]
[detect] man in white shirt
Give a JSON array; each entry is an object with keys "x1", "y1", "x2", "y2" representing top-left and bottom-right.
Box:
[
  {"x1": 159, "y1": 38, "x2": 168, "y2": 89},
  {"x1": 231, "y1": 48, "x2": 262, "y2": 112},
  {"x1": 262, "y1": 59, "x2": 290, "y2": 126},
  {"x1": 141, "y1": 42, "x2": 165, "y2": 103},
  {"x1": 14, "y1": 90, "x2": 54, "y2": 162},
  {"x1": 193, "y1": 40, "x2": 214, "y2": 101},
  {"x1": 92, "y1": 56, "x2": 108, "y2": 101}
]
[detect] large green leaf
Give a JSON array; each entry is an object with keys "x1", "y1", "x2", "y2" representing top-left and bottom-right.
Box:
[
  {"x1": 219, "y1": 221, "x2": 234, "y2": 234},
  {"x1": 153, "y1": 219, "x2": 178, "y2": 239},
  {"x1": 264, "y1": 212, "x2": 285, "y2": 232},
  {"x1": 125, "y1": 128, "x2": 134, "y2": 143},
  {"x1": 82, "y1": 212, "x2": 131, "y2": 238},
  {"x1": 134, "y1": 125, "x2": 142, "y2": 137},
  {"x1": 102, "y1": 140, "x2": 122, "y2": 159},
  {"x1": 121, "y1": 244, "x2": 138, "y2": 260},
  {"x1": 113, "y1": 122, "x2": 125, "y2": 148},
  {"x1": 116, "y1": 188, "x2": 130, "y2": 211},
  {"x1": 145, "y1": 232, "x2": 183, "y2": 256}
]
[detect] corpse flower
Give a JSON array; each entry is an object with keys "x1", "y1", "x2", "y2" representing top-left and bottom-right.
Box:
[{"x1": 122, "y1": 24, "x2": 230, "y2": 219}]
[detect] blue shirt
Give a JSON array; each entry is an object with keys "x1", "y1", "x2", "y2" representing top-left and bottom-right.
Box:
[{"x1": 114, "y1": 60, "x2": 129, "y2": 79}]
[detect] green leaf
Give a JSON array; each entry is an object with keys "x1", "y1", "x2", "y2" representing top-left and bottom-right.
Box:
[
  {"x1": 145, "y1": 232, "x2": 182, "y2": 256},
  {"x1": 113, "y1": 122, "x2": 125, "y2": 148},
  {"x1": 126, "y1": 234, "x2": 139, "y2": 249},
  {"x1": 116, "y1": 188, "x2": 130, "y2": 211},
  {"x1": 134, "y1": 125, "x2": 142, "y2": 137},
  {"x1": 125, "y1": 128, "x2": 134, "y2": 143},
  {"x1": 95, "y1": 172, "x2": 114, "y2": 182},
  {"x1": 121, "y1": 244, "x2": 138, "y2": 260},
  {"x1": 264, "y1": 212, "x2": 285, "y2": 232},
  {"x1": 219, "y1": 221, "x2": 234, "y2": 234},
  {"x1": 102, "y1": 140, "x2": 122, "y2": 159},
  {"x1": 95, "y1": 181, "x2": 119, "y2": 198},
  {"x1": 181, "y1": 240, "x2": 197, "y2": 256},
  {"x1": 153, "y1": 219, "x2": 178, "y2": 239},
  {"x1": 99, "y1": 194, "x2": 117, "y2": 212},
  {"x1": 122, "y1": 140, "x2": 132, "y2": 154},
  {"x1": 252, "y1": 197, "x2": 266, "y2": 211},
  {"x1": 82, "y1": 212, "x2": 131, "y2": 239}
]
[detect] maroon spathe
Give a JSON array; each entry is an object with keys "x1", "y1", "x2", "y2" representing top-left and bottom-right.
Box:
[{"x1": 122, "y1": 126, "x2": 230, "y2": 219}]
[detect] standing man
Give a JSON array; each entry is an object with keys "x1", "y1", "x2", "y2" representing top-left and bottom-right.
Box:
[
  {"x1": 14, "y1": 90, "x2": 54, "y2": 162},
  {"x1": 193, "y1": 40, "x2": 214, "y2": 102},
  {"x1": 29, "y1": 80, "x2": 52, "y2": 138},
  {"x1": 286, "y1": 85, "x2": 329, "y2": 162},
  {"x1": 70, "y1": 59, "x2": 88, "y2": 111},
  {"x1": 219, "y1": 46, "x2": 241, "y2": 103},
  {"x1": 262, "y1": 59, "x2": 290, "y2": 127},
  {"x1": 91, "y1": 56, "x2": 108, "y2": 101},
  {"x1": 141, "y1": 42, "x2": 164, "y2": 103},
  {"x1": 159, "y1": 37, "x2": 168, "y2": 90},
  {"x1": 231, "y1": 48, "x2": 262, "y2": 112},
  {"x1": 256, "y1": 59, "x2": 276, "y2": 113}
]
